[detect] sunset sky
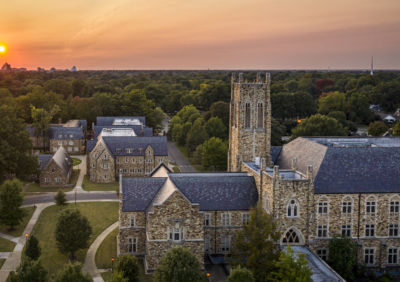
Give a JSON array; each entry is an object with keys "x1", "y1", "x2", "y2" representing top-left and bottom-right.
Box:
[{"x1": 1, "y1": 0, "x2": 400, "y2": 70}]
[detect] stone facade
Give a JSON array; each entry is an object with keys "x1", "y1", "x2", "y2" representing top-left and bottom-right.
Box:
[
  {"x1": 228, "y1": 73, "x2": 272, "y2": 172},
  {"x1": 50, "y1": 138, "x2": 85, "y2": 154},
  {"x1": 88, "y1": 139, "x2": 168, "y2": 183},
  {"x1": 40, "y1": 158, "x2": 72, "y2": 186}
]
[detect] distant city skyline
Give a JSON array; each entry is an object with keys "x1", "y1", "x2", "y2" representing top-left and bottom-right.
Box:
[{"x1": 1, "y1": 0, "x2": 400, "y2": 70}]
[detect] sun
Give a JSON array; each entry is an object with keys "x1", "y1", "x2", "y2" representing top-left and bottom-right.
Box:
[{"x1": 0, "y1": 45, "x2": 6, "y2": 53}]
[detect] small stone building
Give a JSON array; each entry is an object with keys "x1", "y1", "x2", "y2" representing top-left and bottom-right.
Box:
[
  {"x1": 118, "y1": 164, "x2": 258, "y2": 273},
  {"x1": 38, "y1": 146, "x2": 73, "y2": 187}
]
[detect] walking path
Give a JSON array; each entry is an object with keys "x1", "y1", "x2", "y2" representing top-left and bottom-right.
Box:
[
  {"x1": 167, "y1": 141, "x2": 195, "y2": 172},
  {"x1": 72, "y1": 155, "x2": 87, "y2": 193},
  {"x1": 0, "y1": 233, "x2": 18, "y2": 244},
  {"x1": 83, "y1": 221, "x2": 118, "y2": 282},
  {"x1": 0, "y1": 254, "x2": 10, "y2": 260}
]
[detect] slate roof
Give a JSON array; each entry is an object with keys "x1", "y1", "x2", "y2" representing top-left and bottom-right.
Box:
[
  {"x1": 277, "y1": 137, "x2": 400, "y2": 194},
  {"x1": 78, "y1": 120, "x2": 87, "y2": 130},
  {"x1": 49, "y1": 126, "x2": 83, "y2": 140},
  {"x1": 93, "y1": 125, "x2": 153, "y2": 139},
  {"x1": 122, "y1": 177, "x2": 167, "y2": 211},
  {"x1": 169, "y1": 173, "x2": 258, "y2": 211},
  {"x1": 102, "y1": 136, "x2": 168, "y2": 156},
  {"x1": 52, "y1": 146, "x2": 73, "y2": 175},
  {"x1": 96, "y1": 116, "x2": 146, "y2": 126},
  {"x1": 271, "y1": 146, "x2": 282, "y2": 164},
  {"x1": 38, "y1": 154, "x2": 53, "y2": 170},
  {"x1": 86, "y1": 140, "x2": 97, "y2": 152}
]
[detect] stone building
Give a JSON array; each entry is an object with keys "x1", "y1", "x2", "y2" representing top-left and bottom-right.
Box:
[
  {"x1": 118, "y1": 164, "x2": 258, "y2": 273},
  {"x1": 38, "y1": 146, "x2": 73, "y2": 187}
]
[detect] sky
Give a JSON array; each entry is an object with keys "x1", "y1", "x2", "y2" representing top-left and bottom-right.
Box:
[{"x1": 1, "y1": 0, "x2": 400, "y2": 70}]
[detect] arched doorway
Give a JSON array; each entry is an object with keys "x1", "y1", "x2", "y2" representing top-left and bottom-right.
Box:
[{"x1": 281, "y1": 227, "x2": 305, "y2": 245}]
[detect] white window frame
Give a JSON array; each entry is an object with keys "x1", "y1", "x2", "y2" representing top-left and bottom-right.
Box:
[
  {"x1": 366, "y1": 198, "x2": 376, "y2": 214},
  {"x1": 364, "y1": 248, "x2": 375, "y2": 265},
  {"x1": 128, "y1": 237, "x2": 137, "y2": 253},
  {"x1": 365, "y1": 224, "x2": 375, "y2": 237},
  {"x1": 389, "y1": 224, "x2": 399, "y2": 237},
  {"x1": 318, "y1": 201, "x2": 328, "y2": 214},
  {"x1": 69, "y1": 140, "x2": 73, "y2": 145},
  {"x1": 55, "y1": 177, "x2": 61, "y2": 183},
  {"x1": 74, "y1": 146, "x2": 78, "y2": 152},
  {"x1": 317, "y1": 249, "x2": 327, "y2": 261},
  {"x1": 204, "y1": 213, "x2": 211, "y2": 226},
  {"x1": 341, "y1": 224, "x2": 352, "y2": 237},
  {"x1": 390, "y1": 199, "x2": 400, "y2": 213},
  {"x1": 168, "y1": 226, "x2": 184, "y2": 242},
  {"x1": 342, "y1": 200, "x2": 352, "y2": 214},
  {"x1": 287, "y1": 199, "x2": 299, "y2": 218},
  {"x1": 388, "y1": 247, "x2": 398, "y2": 265},
  {"x1": 221, "y1": 236, "x2": 231, "y2": 253},
  {"x1": 317, "y1": 225, "x2": 328, "y2": 238},
  {"x1": 129, "y1": 215, "x2": 135, "y2": 227},
  {"x1": 221, "y1": 213, "x2": 231, "y2": 226},
  {"x1": 242, "y1": 213, "x2": 250, "y2": 225}
]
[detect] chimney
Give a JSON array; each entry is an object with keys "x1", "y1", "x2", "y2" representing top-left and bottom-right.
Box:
[
  {"x1": 273, "y1": 165, "x2": 279, "y2": 179},
  {"x1": 307, "y1": 165, "x2": 313, "y2": 180},
  {"x1": 141, "y1": 125, "x2": 144, "y2": 136},
  {"x1": 291, "y1": 157, "x2": 297, "y2": 170}
]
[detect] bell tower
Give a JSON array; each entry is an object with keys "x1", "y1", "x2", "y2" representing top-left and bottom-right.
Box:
[{"x1": 227, "y1": 72, "x2": 271, "y2": 172}]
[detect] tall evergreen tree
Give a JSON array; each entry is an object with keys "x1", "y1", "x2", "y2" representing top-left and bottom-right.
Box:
[
  {"x1": 25, "y1": 235, "x2": 41, "y2": 261},
  {"x1": 0, "y1": 179, "x2": 25, "y2": 230},
  {"x1": 54, "y1": 263, "x2": 91, "y2": 282},
  {"x1": 113, "y1": 255, "x2": 140, "y2": 282},
  {"x1": 327, "y1": 236, "x2": 358, "y2": 281},
  {"x1": 8, "y1": 258, "x2": 47, "y2": 282}
]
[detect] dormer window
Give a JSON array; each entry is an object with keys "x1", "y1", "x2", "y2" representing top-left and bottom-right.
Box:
[
  {"x1": 116, "y1": 148, "x2": 121, "y2": 153},
  {"x1": 125, "y1": 148, "x2": 133, "y2": 154},
  {"x1": 58, "y1": 134, "x2": 62, "y2": 138}
]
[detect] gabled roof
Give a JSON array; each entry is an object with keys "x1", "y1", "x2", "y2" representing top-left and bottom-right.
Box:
[
  {"x1": 49, "y1": 126, "x2": 83, "y2": 140},
  {"x1": 276, "y1": 137, "x2": 400, "y2": 194},
  {"x1": 271, "y1": 146, "x2": 282, "y2": 164},
  {"x1": 96, "y1": 116, "x2": 146, "y2": 126},
  {"x1": 102, "y1": 136, "x2": 168, "y2": 156},
  {"x1": 86, "y1": 140, "x2": 97, "y2": 152},
  {"x1": 121, "y1": 177, "x2": 167, "y2": 211},
  {"x1": 38, "y1": 154, "x2": 53, "y2": 170},
  {"x1": 169, "y1": 173, "x2": 258, "y2": 211}
]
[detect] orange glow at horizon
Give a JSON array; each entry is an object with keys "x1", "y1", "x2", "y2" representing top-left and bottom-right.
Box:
[
  {"x1": 0, "y1": 45, "x2": 6, "y2": 53},
  {"x1": 1, "y1": 0, "x2": 400, "y2": 70}
]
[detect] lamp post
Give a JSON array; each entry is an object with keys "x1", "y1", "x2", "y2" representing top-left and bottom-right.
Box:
[
  {"x1": 206, "y1": 272, "x2": 211, "y2": 281},
  {"x1": 74, "y1": 188, "x2": 77, "y2": 206},
  {"x1": 25, "y1": 233, "x2": 29, "y2": 243},
  {"x1": 111, "y1": 257, "x2": 115, "y2": 272}
]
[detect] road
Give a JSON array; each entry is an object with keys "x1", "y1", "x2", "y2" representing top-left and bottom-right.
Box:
[
  {"x1": 167, "y1": 141, "x2": 195, "y2": 172},
  {"x1": 23, "y1": 191, "x2": 118, "y2": 206}
]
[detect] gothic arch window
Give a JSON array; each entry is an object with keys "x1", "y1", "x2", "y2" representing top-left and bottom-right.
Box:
[
  {"x1": 282, "y1": 227, "x2": 304, "y2": 245},
  {"x1": 257, "y1": 102, "x2": 263, "y2": 128},
  {"x1": 287, "y1": 199, "x2": 299, "y2": 218},
  {"x1": 245, "y1": 102, "x2": 251, "y2": 128},
  {"x1": 317, "y1": 196, "x2": 329, "y2": 214},
  {"x1": 365, "y1": 196, "x2": 377, "y2": 214},
  {"x1": 342, "y1": 196, "x2": 353, "y2": 214},
  {"x1": 389, "y1": 195, "x2": 400, "y2": 213}
]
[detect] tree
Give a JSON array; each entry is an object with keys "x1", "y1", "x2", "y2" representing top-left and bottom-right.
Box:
[
  {"x1": 291, "y1": 114, "x2": 347, "y2": 138},
  {"x1": 54, "y1": 262, "x2": 91, "y2": 282},
  {"x1": 111, "y1": 271, "x2": 129, "y2": 282},
  {"x1": 206, "y1": 101, "x2": 229, "y2": 125},
  {"x1": 228, "y1": 266, "x2": 255, "y2": 282},
  {"x1": 55, "y1": 190, "x2": 67, "y2": 206},
  {"x1": 368, "y1": 121, "x2": 388, "y2": 136},
  {"x1": 231, "y1": 204, "x2": 280, "y2": 282},
  {"x1": 0, "y1": 105, "x2": 39, "y2": 183},
  {"x1": 270, "y1": 246, "x2": 312, "y2": 282},
  {"x1": 31, "y1": 105, "x2": 60, "y2": 149},
  {"x1": 25, "y1": 235, "x2": 41, "y2": 261},
  {"x1": 201, "y1": 137, "x2": 227, "y2": 171},
  {"x1": 0, "y1": 179, "x2": 25, "y2": 230},
  {"x1": 186, "y1": 118, "x2": 208, "y2": 154},
  {"x1": 113, "y1": 255, "x2": 140, "y2": 282},
  {"x1": 271, "y1": 118, "x2": 287, "y2": 146},
  {"x1": 55, "y1": 209, "x2": 92, "y2": 259},
  {"x1": 205, "y1": 117, "x2": 227, "y2": 140},
  {"x1": 318, "y1": 91, "x2": 346, "y2": 115},
  {"x1": 8, "y1": 258, "x2": 47, "y2": 282},
  {"x1": 154, "y1": 247, "x2": 204, "y2": 282},
  {"x1": 327, "y1": 236, "x2": 358, "y2": 281},
  {"x1": 392, "y1": 122, "x2": 400, "y2": 136}
]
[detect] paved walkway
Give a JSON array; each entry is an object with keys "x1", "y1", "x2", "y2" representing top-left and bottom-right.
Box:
[
  {"x1": 72, "y1": 155, "x2": 87, "y2": 193},
  {"x1": 83, "y1": 221, "x2": 118, "y2": 282},
  {"x1": 0, "y1": 233, "x2": 18, "y2": 244},
  {"x1": 167, "y1": 141, "x2": 195, "y2": 172},
  {"x1": 0, "y1": 253, "x2": 10, "y2": 260}
]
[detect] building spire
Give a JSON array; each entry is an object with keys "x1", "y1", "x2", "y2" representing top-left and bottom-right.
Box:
[{"x1": 370, "y1": 56, "x2": 374, "y2": 76}]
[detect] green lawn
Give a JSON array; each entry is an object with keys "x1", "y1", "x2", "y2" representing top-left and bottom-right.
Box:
[
  {"x1": 82, "y1": 175, "x2": 119, "y2": 192},
  {"x1": 0, "y1": 237, "x2": 15, "y2": 252},
  {"x1": 0, "y1": 206, "x2": 35, "y2": 237},
  {"x1": 72, "y1": 158, "x2": 82, "y2": 166},
  {"x1": 95, "y1": 228, "x2": 118, "y2": 269},
  {"x1": 0, "y1": 259, "x2": 5, "y2": 268},
  {"x1": 32, "y1": 202, "x2": 118, "y2": 276},
  {"x1": 101, "y1": 259, "x2": 153, "y2": 282},
  {"x1": 24, "y1": 169, "x2": 80, "y2": 193}
]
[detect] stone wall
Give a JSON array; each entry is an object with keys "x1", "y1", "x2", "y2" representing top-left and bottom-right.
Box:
[
  {"x1": 40, "y1": 159, "x2": 71, "y2": 187},
  {"x1": 88, "y1": 140, "x2": 115, "y2": 183},
  {"x1": 50, "y1": 139, "x2": 85, "y2": 154},
  {"x1": 228, "y1": 73, "x2": 271, "y2": 172}
]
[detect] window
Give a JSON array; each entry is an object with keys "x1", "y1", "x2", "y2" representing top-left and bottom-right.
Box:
[
  {"x1": 129, "y1": 216, "x2": 135, "y2": 227},
  {"x1": 366, "y1": 201, "x2": 376, "y2": 213},
  {"x1": 390, "y1": 201, "x2": 400, "y2": 213},
  {"x1": 145, "y1": 168, "x2": 150, "y2": 174},
  {"x1": 342, "y1": 201, "x2": 352, "y2": 213},
  {"x1": 388, "y1": 248, "x2": 398, "y2": 264},
  {"x1": 69, "y1": 134, "x2": 73, "y2": 138},
  {"x1": 317, "y1": 249, "x2": 327, "y2": 261},
  {"x1": 147, "y1": 158, "x2": 153, "y2": 163},
  {"x1": 257, "y1": 103, "x2": 263, "y2": 128},
  {"x1": 364, "y1": 248, "x2": 375, "y2": 265},
  {"x1": 341, "y1": 225, "x2": 352, "y2": 237},
  {"x1": 58, "y1": 141, "x2": 62, "y2": 146},
  {"x1": 58, "y1": 134, "x2": 62, "y2": 138},
  {"x1": 132, "y1": 158, "x2": 136, "y2": 163},
  {"x1": 245, "y1": 102, "x2": 251, "y2": 128},
  {"x1": 282, "y1": 229, "x2": 301, "y2": 244},
  {"x1": 129, "y1": 169, "x2": 134, "y2": 173},
  {"x1": 74, "y1": 147, "x2": 78, "y2": 152},
  {"x1": 116, "y1": 158, "x2": 120, "y2": 164},
  {"x1": 45, "y1": 178, "x2": 50, "y2": 183},
  {"x1": 205, "y1": 236, "x2": 210, "y2": 253},
  {"x1": 51, "y1": 168, "x2": 55, "y2": 173},
  {"x1": 318, "y1": 201, "x2": 328, "y2": 214},
  {"x1": 169, "y1": 226, "x2": 184, "y2": 242},
  {"x1": 67, "y1": 147, "x2": 72, "y2": 152},
  {"x1": 139, "y1": 158, "x2": 143, "y2": 163},
  {"x1": 365, "y1": 224, "x2": 375, "y2": 237},
  {"x1": 137, "y1": 168, "x2": 142, "y2": 173},
  {"x1": 104, "y1": 174, "x2": 107, "y2": 179},
  {"x1": 116, "y1": 148, "x2": 121, "y2": 153},
  {"x1": 242, "y1": 213, "x2": 250, "y2": 225},
  {"x1": 53, "y1": 147, "x2": 58, "y2": 152},
  {"x1": 389, "y1": 224, "x2": 399, "y2": 237},
  {"x1": 221, "y1": 236, "x2": 230, "y2": 252},
  {"x1": 103, "y1": 154, "x2": 108, "y2": 160},
  {"x1": 119, "y1": 168, "x2": 123, "y2": 173},
  {"x1": 69, "y1": 141, "x2": 73, "y2": 145},
  {"x1": 287, "y1": 199, "x2": 298, "y2": 217},
  {"x1": 124, "y1": 157, "x2": 128, "y2": 163},
  {"x1": 102, "y1": 163, "x2": 109, "y2": 169},
  {"x1": 147, "y1": 150, "x2": 152, "y2": 156},
  {"x1": 128, "y1": 237, "x2": 137, "y2": 253},
  {"x1": 221, "y1": 213, "x2": 231, "y2": 226},
  {"x1": 64, "y1": 140, "x2": 67, "y2": 145},
  {"x1": 204, "y1": 214, "x2": 210, "y2": 226},
  {"x1": 55, "y1": 178, "x2": 61, "y2": 183},
  {"x1": 317, "y1": 225, "x2": 328, "y2": 238},
  {"x1": 158, "y1": 158, "x2": 163, "y2": 163},
  {"x1": 123, "y1": 168, "x2": 128, "y2": 173}
]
